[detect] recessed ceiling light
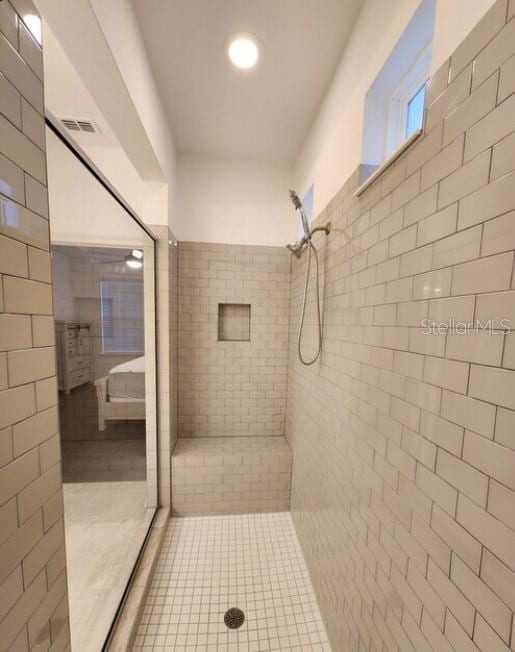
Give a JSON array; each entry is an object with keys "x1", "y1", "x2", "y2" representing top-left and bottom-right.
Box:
[{"x1": 226, "y1": 33, "x2": 260, "y2": 70}]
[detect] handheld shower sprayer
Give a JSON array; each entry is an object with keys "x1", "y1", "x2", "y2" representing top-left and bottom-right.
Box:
[{"x1": 286, "y1": 189, "x2": 331, "y2": 366}]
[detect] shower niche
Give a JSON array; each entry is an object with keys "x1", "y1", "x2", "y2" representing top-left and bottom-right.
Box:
[{"x1": 218, "y1": 303, "x2": 251, "y2": 341}]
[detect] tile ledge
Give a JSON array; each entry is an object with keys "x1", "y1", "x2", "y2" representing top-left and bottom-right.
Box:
[{"x1": 354, "y1": 129, "x2": 422, "y2": 198}]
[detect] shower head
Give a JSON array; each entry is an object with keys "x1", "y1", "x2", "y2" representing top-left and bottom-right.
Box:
[
  {"x1": 289, "y1": 189, "x2": 302, "y2": 210},
  {"x1": 289, "y1": 188, "x2": 311, "y2": 239}
]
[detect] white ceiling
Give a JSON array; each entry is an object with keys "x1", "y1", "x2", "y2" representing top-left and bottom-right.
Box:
[{"x1": 131, "y1": 0, "x2": 363, "y2": 163}]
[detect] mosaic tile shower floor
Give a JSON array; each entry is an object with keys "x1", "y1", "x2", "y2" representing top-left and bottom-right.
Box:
[{"x1": 133, "y1": 512, "x2": 331, "y2": 651}]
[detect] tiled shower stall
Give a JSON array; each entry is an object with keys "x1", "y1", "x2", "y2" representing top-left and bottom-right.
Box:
[{"x1": 2, "y1": 0, "x2": 515, "y2": 651}]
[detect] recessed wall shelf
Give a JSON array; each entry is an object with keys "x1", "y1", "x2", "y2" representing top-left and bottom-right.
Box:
[{"x1": 218, "y1": 303, "x2": 251, "y2": 341}]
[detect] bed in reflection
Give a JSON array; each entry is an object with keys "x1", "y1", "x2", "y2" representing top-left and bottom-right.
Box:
[{"x1": 95, "y1": 356, "x2": 146, "y2": 431}]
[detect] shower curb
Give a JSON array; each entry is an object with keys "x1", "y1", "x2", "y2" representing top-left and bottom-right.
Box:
[{"x1": 105, "y1": 507, "x2": 170, "y2": 651}]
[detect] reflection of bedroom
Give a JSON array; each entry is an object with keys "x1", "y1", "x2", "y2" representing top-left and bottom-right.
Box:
[{"x1": 51, "y1": 244, "x2": 146, "y2": 482}]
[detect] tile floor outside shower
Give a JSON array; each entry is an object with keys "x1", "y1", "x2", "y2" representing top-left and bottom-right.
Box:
[{"x1": 133, "y1": 512, "x2": 331, "y2": 651}]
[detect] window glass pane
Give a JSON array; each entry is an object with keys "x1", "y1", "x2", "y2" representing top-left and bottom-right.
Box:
[
  {"x1": 100, "y1": 279, "x2": 144, "y2": 353},
  {"x1": 405, "y1": 83, "x2": 426, "y2": 138}
]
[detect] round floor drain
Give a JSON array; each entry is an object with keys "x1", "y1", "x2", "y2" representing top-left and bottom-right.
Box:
[{"x1": 224, "y1": 607, "x2": 245, "y2": 629}]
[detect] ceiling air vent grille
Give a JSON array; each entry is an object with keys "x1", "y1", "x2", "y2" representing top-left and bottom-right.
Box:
[{"x1": 61, "y1": 118, "x2": 99, "y2": 134}]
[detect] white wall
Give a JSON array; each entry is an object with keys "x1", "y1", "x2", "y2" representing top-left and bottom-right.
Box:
[
  {"x1": 176, "y1": 155, "x2": 295, "y2": 246},
  {"x1": 294, "y1": 0, "x2": 496, "y2": 219},
  {"x1": 89, "y1": 0, "x2": 177, "y2": 230}
]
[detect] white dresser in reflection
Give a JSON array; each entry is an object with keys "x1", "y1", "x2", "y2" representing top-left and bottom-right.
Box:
[{"x1": 55, "y1": 321, "x2": 91, "y2": 394}]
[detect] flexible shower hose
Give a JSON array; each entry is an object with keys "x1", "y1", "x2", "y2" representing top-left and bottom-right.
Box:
[{"x1": 298, "y1": 239, "x2": 323, "y2": 366}]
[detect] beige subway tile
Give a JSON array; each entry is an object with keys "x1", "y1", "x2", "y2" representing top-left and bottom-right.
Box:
[
  {"x1": 420, "y1": 609, "x2": 454, "y2": 652},
  {"x1": 416, "y1": 463, "x2": 457, "y2": 515},
  {"x1": 432, "y1": 225, "x2": 482, "y2": 270},
  {"x1": 443, "y1": 71, "x2": 498, "y2": 147},
  {"x1": 446, "y1": 329, "x2": 504, "y2": 365},
  {"x1": 449, "y1": 0, "x2": 507, "y2": 80},
  {"x1": 498, "y1": 51, "x2": 515, "y2": 102},
  {"x1": 480, "y1": 549, "x2": 515, "y2": 612},
  {"x1": 0, "y1": 70, "x2": 21, "y2": 128},
  {"x1": 379, "y1": 208, "x2": 403, "y2": 240},
  {"x1": 409, "y1": 324, "x2": 446, "y2": 356},
  {"x1": 27, "y1": 247, "x2": 50, "y2": 282},
  {"x1": 413, "y1": 268, "x2": 452, "y2": 299},
  {"x1": 465, "y1": 92, "x2": 515, "y2": 162},
  {"x1": 39, "y1": 434, "x2": 60, "y2": 473},
  {"x1": 428, "y1": 559, "x2": 475, "y2": 635},
  {"x1": 473, "y1": 615, "x2": 510, "y2": 652},
  {"x1": 31, "y1": 315, "x2": 55, "y2": 347},
  {"x1": 0, "y1": 565, "x2": 45, "y2": 648},
  {"x1": 389, "y1": 224, "x2": 417, "y2": 257},
  {"x1": 469, "y1": 364, "x2": 515, "y2": 410},
  {"x1": 412, "y1": 512, "x2": 451, "y2": 572},
  {"x1": 423, "y1": 356, "x2": 469, "y2": 394},
  {"x1": 420, "y1": 411, "x2": 463, "y2": 455},
  {"x1": 0, "y1": 566, "x2": 23, "y2": 623},
  {"x1": 0, "y1": 353, "x2": 6, "y2": 390},
  {"x1": 18, "y1": 22, "x2": 42, "y2": 81},
  {"x1": 24, "y1": 174, "x2": 48, "y2": 219},
  {"x1": 0, "y1": 152, "x2": 24, "y2": 204},
  {"x1": 431, "y1": 504, "x2": 482, "y2": 573},
  {"x1": 426, "y1": 65, "x2": 472, "y2": 133},
  {"x1": 421, "y1": 134, "x2": 464, "y2": 191},
  {"x1": 17, "y1": 463, "x2": 60, "y2": 524},
  {"x1": 459, "y1": 171, "x2": 515, "y2": 230},
  {"x1": 441, "y1": 390, "x2": 496, "y2": 438},
  {"x1": 12, "y1": 405, "x2": 58, "y2": 457},
  {"x1": 502, "y1": 330, "x2": 515, "y2": 368},
  {"x1": 475, "y1": 290, "x2": 515, "y2": 329},
  {"x1": 3, "y1": 276, "x2": 52, "y2": 314},
  {"x1": 0, "y1": 114, "x2": 45, "y2": 183},
  {"x1": 404, "y1": 185, "x2": 438, "y2": 226},
  {"x1": 438, "y1": 150, "x2": 491, "y2": 210},
  {"x1": 0, "y1": 383, "x2": 35, "y2": 429},
  {"x1": 438, "y1": 449, "x2": 489, "y2": 506},
  {"x1": 417, "y1": 204, "x2": 457, "y2": 247},
  {"x1": 0, "y1": 196, "x2": 49, "y2": 250},
  {"x1": 464, "y1": 429, "x2": 515, "y2": 491},
  {"x1": 495, "y1": 407, "x2": 515, "y2": 449},
  {"x1": 7, "y1": 346, "x2": 55, "y2": 386},
  {"x1": 35, "y1": 377, "x2": 57, "y2": 412},
  {"x1": 457, "y1": 492, "x2": 515, "y2": 571},
  {"x1": 0, "y1": 1, "x2": 18, "y2": 48},
  {"x1": 407, "y1": 561, "x2": 446, "y2": 628},
  {"x1": 399, "y1": 244, "x2": 432, "y2": 277},
  {"x1": 488, "y1": 480, "x2": 515, "y2": 532},
  {"x1": 406, "y1": 122, "x2": 443, "y2": 176},
  {"x1": 491, "y1": 130, "x2": 515, "y2": 180},
  {"x1": 0, "y1": 446, "x2": 38, "y2": 508},
  {"x1": 451, "y1": 252, "x2": 513, "y2": 296},
  {"x1": 482, "y1": 212, "x2": 515, "y2": 257},
  {"x1": 428, "y1": 295, "x2": 475, "y2": 324},
  {"x1": 426, "y1": 58, "x2": 450, "y2": 107},
  {"x1": 473, "y1": 14, "x2": 515, "y2": 89},
  {"x1": 0, "y1": 314, "x2": 31, "y2": 351},
  {"x1": 0, "y1": 498, "x2": 17, "y2": 549},
  {"x1": 0, "y1": 234, "x2": 27, "y2": 278},
  {"x1": 20, "y1": 97, "x2": 44, "y2": 152},
  {"x1": 0, "y1": 426, "x2": 13, "y2": 469},
  {"x1": 391, "y1": 171, "x2": 420, "y2": 211},
  {"x1": 0, "y1": 31, "x2": 43, "y2": 113}
]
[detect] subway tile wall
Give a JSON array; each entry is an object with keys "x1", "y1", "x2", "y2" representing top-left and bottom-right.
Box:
[
  {"x1": 0, "y1": 1, "x2": 70, "y2": 649},
  {"x1": 171, "y1": 436, "x2": 292, "y2": 515},
  {"x1": 286, "y1": 1, "x2": 515, "y2": 650},
  {"x1": 178, "y1": 241, "x2": 290, "y2": 438}
]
